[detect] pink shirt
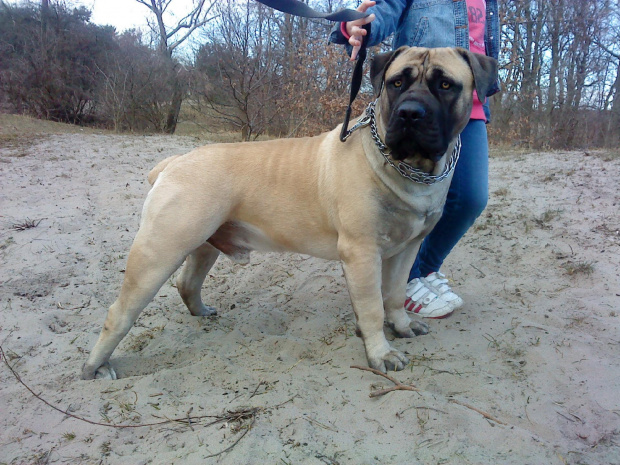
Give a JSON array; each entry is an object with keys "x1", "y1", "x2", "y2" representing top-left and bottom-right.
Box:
[{"x1": 468, "y1": 0, "x2": 487, "y2": 120}]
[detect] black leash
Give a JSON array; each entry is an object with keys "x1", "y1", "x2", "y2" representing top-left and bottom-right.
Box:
[
  {"x1": 254, "y1": 0, "x2": 371, "y2": 142},
  {"x1": 339, "y1": 22, "x2": 370, "y2": 142},
  {"x1": 256, "y1": 0, "x2": 369, "y2": 22}
]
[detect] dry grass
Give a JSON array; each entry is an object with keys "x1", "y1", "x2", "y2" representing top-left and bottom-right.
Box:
[
  {"x1": 0, "y1": 112, "x2": 252, "y2": 148},
  {"x1": 0, "y1": 114, "x2": 103, "y2": 137},
  {"x1": 585, "y1": 149, "x2": 620, "y2": 161},
  {"x1": 493, "y1": 187, "x2": 509, "y2": 197},
  {"x1": 489, "y1": 145, "x2": 620, "y2": 162},
  {"x1": 0, "y1": 114, "x2": 107, "y2": 152},
  {"x1": 10, "y1": 218, "x2": 42, "y2": 231},
  {"x1": 175, "y1": 103, "x2": 276, "y2": 142},
  {"x1": 561, "y1": 260, "x2": 594, "y2": 276},
  {"x1": 61, "y1": 432, "x2": 76, "y2": 441},
  {"x1": 488, "y1": 143, "x2": 535, "y2": 158},
  {"x1": 100, "y1": 441, "x2": 112, "y2": 456},
  {"x1": 534, "y1": 208, "x2": 563, "y2": 229}
]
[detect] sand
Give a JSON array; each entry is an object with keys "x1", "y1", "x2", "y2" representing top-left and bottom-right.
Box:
[{"x1": 1, "y1": 131, "x2": 619, "y2": 464}]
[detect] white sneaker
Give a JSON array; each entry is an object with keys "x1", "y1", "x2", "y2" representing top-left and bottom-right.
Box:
[
  {"x1": 404, "y1": 278, "x2": 454, "y2": 319},
  {"x1": 422, "y1": 272, "x2": 464, "y2": 311}
]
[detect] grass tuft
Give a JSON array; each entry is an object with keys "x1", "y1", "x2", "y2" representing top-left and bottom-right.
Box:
[
  {"x1": 533, "y1": 209, "x2": 562, "y2": 229},
  {"x1": 561, "y1": 260, "x2": 594, "y2": 276},
  {"x1": 11, "y1": 218, "x2": 42, "y2": 231}
]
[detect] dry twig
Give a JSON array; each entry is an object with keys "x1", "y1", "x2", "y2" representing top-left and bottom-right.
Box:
[
  {"x1": 0, "y1": 344, "x2": 260, "y2": 429},
  {"x1": 249, "y1": 380, "x2": 267, "y2": 399},
  {"x1": 204, "y1": 414, "x2": 256, "y2": 458},
  {"x1": 449, "y1": 398, "x2": 506, "y2": 425},
  {"x1": 350, "y1": 365, "x2": 420, "y2": 397},
  {"x1": 0, "y1": 343, "x2": 266, "y2": 457}
]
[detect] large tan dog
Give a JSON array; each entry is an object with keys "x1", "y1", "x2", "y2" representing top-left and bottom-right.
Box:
[{"x1": 82, "y1": 47, "x2": 497, "y2": 379}]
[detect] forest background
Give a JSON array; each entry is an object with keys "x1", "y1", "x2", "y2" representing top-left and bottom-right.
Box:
[{"x1": 1, "y1": 0, "x2": 619, "y2": 149}]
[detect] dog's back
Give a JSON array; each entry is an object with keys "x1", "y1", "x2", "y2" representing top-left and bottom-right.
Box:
[{"x1": 147, "y1": 155, "x2": 181, "y2": 185}]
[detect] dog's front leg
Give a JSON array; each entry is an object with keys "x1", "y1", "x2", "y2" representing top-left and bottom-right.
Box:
[
  {"x1": 339, "y1": 242, "x2": 409, "y2": 373},
  {"x1": 382, "y1": 242, "x2": 429, "y2": 338}
]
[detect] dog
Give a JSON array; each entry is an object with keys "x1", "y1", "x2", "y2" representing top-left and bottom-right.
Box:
[{"x1": 81, "y1": 46, "x2": 498, "y2": 379}]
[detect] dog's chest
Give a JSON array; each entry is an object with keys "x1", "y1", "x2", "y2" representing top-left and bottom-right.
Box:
[{"x1": 377, "y1": 193, "x2": 445, "y2": 254}]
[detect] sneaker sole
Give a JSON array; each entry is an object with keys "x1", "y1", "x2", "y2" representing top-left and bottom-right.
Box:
[{"x1": 404, "y1": 298, "x2": 455, "y2": 319}]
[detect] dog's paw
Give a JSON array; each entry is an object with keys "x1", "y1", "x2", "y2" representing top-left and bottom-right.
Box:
[
  {"x1": 82, "y1": 362, "x2": 117, "y2": 380},
  {"x1": 387, "y1": 318, "x2": 429, "y2": 338},
  {"x1": 387, "y1": 322, "x2": 416, "y2": 338},
  {"x1": 95, "y1": 363, "x2": 117, "y2": 380},
  {"x1": 369, "y1": 349, "x2": 410, "y2": 373},
  {"x1": 410, "y1": 320, "x2": 429, "y2": 336},
  {"x1": 190, "y1": 304, "x2": 218, "y2": 317}
]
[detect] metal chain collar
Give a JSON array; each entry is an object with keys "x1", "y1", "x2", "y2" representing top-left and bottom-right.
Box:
[{"x1": 342, "y1": 100, "x2": 461, "y2": 185}]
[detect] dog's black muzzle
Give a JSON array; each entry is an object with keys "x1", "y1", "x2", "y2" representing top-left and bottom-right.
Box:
[{"x1": 384, "y1": 93, "x2": 449, "y2": 162}]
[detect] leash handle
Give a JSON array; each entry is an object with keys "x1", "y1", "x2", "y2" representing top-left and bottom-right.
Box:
[
  {"x1": 256, "y1": 0, "x2": 370, "y2": 22},
  {"x1": 340, "y1": 23, "x2": 371, "y2": 142}
]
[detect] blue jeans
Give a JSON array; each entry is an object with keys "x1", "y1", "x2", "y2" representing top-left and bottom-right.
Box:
[{"x1": 408, "y1": 119, "x2": 489, "y2": 281}]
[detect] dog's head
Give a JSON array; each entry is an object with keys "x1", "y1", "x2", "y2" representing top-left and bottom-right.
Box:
[{"x1": 370, "y1": 47, "x2": 498, "y2": 164}]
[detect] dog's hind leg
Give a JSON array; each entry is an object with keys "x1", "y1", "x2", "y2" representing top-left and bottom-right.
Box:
[
  {"x1": 176, "y1": 242, "x2": 220, "y2": 316},
  {"x1": 81, "y1": 179, "x2": 227, "y2": 379},
  {"x1": 81, "y1": 227, "x2": 196, "y2": 380}
]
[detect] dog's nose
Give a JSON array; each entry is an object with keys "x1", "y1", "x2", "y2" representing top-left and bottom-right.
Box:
[{"x1": 397, "y1": 101, "x2": 426, "y2": 121}]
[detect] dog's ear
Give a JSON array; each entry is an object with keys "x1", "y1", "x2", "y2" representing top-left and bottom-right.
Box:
[
  {"x1": 456, "y1": 48, "x2": 498, "y2": 103},
  {"x1": 370, "y1": 47, "x2": 407, "y2": 97}
]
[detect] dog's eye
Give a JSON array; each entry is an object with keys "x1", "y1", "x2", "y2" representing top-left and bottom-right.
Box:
[
  {"x1": 440, "y1": 81, "x2": 451, "y2": 90},
  {"x1": 393, "y1": 80, "x2": 402, "y2": 88}
]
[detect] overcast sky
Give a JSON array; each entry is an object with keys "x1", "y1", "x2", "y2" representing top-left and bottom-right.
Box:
[
  {"x1": 84, "y1": 0, "x2": 199, "y2": 33},
  {"x1": 87, "y1": 0, "x2": 148, "y2": 31}
]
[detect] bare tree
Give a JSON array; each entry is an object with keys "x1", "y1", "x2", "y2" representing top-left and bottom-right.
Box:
[
  {"x1": 492, "y1": 0, "x2": 614, "y2": 148},
  {"x1": 96, "y1": 31, "x2": 173, "y2": 132},
  {"x1": 192, "y1": 0, "x2": 284, "y2": 140},
  {"x1": 135, "y1": 0, "x2": 216, "y2": 133},
  {"x1": 2, "y1": 0, "x2": 619, "y2": 148},
  {"x1": 0, "y1": 2, "x2": 116, "y2": 124},
  {"x1": 595, "y1": 3, "x2": 620, "y2": 146},
  {"x1": 191, "y1": 0, "x2": 358, "y2": 140}
]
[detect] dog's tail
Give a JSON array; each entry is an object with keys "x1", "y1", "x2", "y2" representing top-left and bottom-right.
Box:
[{"x1": 147, "y1": 155, "x2": 181, "y2": 185}]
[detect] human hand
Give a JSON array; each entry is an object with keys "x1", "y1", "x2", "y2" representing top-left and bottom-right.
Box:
[{"x1": 345, "y1": 0, "x2": 376, "y2": 60}]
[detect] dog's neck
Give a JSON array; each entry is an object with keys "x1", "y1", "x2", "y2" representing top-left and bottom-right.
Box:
[{"x1": 360, "y1": 124, "x2": 454, "y2": 210}]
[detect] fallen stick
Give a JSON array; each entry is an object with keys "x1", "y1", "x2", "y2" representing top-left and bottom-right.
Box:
[
  {"x1": 350, "y1": 365, "x2": 420, "y2": 397},
  {"x1": 449, "y1": 398, "x2": 506, "y2": 425},
  {"x1": 204, "y1": 415, "x2": 256, "y2": 459},
  {"x1": 0, "y1": 344, "x2": 257, "y2": 429}
]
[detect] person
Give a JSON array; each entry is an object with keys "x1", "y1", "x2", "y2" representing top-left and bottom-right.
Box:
[{"x1": 329, "y1": 0, "x2": 500, "y2": 318}]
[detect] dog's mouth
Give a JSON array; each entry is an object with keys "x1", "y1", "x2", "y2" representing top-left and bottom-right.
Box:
[
  {"x1": 384, "y1": 99, "x2": 450, "y2": 163},
  {"x1": 386, "y1": 137, "x2": 448, "y2": 163}
]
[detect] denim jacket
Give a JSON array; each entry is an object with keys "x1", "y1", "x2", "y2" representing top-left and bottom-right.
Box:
[{"x1": 329, "y1": 0, "x2": 501, "y2": 100}]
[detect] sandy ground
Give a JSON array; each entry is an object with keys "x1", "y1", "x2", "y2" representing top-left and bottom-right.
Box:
[{"x1": 0, "y1": 129, "x2": 619, "y2": 465}]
